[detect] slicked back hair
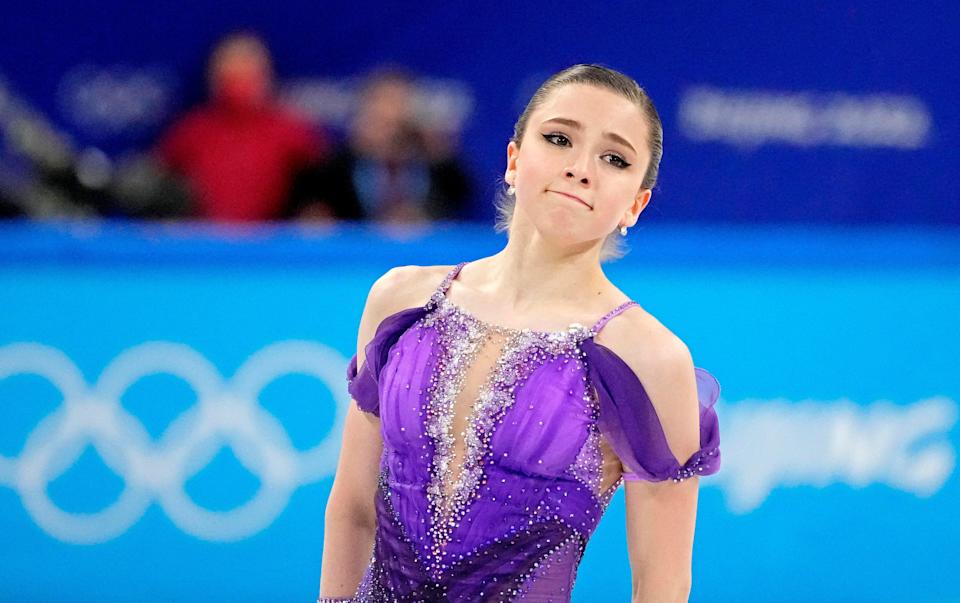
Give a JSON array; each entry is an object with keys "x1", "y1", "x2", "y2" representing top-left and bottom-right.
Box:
[{"x1": 494, "y1": 64, "x2": 663, "y2": 262}]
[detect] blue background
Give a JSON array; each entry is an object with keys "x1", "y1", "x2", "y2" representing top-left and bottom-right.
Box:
[
  {"x1": 1, "y1": 0, "x2": 957, "y2": 224},
  {"x1": 1, "y1": 220, "x2": 958, "y2": 602},
  {"x1": 2, "y1": 1, "x2": 960, "y2": 601}
]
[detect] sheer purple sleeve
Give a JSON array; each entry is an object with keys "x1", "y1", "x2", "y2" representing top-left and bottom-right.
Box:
[
  {"x1": 346, "y1": 306, "x2": 429, "y2": 417},
  {"x1": 581, "y1": 339, "x2": 721, "y2": 483}
]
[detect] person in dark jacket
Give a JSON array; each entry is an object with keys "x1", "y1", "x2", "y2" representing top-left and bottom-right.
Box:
[{"x1": 290, "y1": 69, "x2": 471, "y2": 224}]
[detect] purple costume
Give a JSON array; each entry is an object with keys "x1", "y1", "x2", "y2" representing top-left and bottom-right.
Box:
[{"x1": 329, "y1": 262, "x2": 721, "y2": 602}]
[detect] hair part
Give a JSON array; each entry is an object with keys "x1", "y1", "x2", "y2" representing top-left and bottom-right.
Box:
[{"x1": 495, "y1": 64, "x2": 664, "y2": 263}]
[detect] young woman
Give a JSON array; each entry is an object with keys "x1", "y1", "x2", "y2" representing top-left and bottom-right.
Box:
[{"x1": 319, "y1": 64, "x2": 721, "y2": 603}]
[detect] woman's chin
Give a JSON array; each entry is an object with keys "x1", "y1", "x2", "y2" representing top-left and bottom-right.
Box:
[{"x1": 531, "y1": 223, "x2": 600, "y2": 248}]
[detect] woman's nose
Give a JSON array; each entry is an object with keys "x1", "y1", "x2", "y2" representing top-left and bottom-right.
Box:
[{"x1": 565, "y1": 153, "x2": 592, "y2": 185}]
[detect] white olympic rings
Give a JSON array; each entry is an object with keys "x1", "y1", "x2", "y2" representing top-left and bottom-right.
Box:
[{"x1": 0, "y1": 341, "x2": 350, "y2": 544}]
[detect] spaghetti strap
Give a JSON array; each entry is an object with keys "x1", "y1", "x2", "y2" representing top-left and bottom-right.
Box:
[
  {"x1": 590, "y1": 301, "x2": 640, "y2": 336},
  {"x1": 427, "y1": 261, "x2": 469, "y2": 308}
]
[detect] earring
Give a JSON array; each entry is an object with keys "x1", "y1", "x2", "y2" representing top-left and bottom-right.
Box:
[
  {"x1": 619, "y1": 224, "x2": 628, "y2": 236},
  {"x1": 507, "y1": 185, "x2": 516, "y2": 196}
]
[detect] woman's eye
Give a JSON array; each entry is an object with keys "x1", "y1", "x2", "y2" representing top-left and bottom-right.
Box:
[
  {"x1": 603, "y1": 154, "x2": 631, "y2": 169},
  {"x1": 542, "y1": 133, "x2": 571, "y2": 146}
]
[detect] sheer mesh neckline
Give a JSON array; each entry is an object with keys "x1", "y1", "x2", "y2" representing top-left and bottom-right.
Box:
[
  {"x1": 429, "y1": 261, "x2": 639, "y2": 339},
  {"x1": 436, "y1": 296, "x2": 596, "y2": 339}
]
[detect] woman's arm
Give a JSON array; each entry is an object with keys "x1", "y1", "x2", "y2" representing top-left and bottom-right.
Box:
[
  {"x1": 318, "y1": 405, "x2": 383, "y2": 598},
  {"x1": 628, "y1": 335, "x2": 701, "y2": 602},
  {"x1": 318, "y1": 323, "x2": 383, "y2": 595},
  {"x1": 320, "y1": 269, "x2": 402, "y2": 597},
  {"x1": 318, "y1": 267, "x2": 420, "y2": 598},
  {"x1": 602, "y1": 314, "x2": 704, "y2": 602},
  {"x1": 625, "y1": 477, "x2": 699, "y2": 602}
]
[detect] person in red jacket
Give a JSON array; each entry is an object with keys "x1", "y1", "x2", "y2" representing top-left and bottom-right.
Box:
[{"x1": 156, "y1": 31, "x2": 326, "y2": 222}]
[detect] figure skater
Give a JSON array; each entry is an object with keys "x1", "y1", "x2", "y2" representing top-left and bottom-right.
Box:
[{"x1": 318, "y1": 63, "x2": 721, "y2": 602}]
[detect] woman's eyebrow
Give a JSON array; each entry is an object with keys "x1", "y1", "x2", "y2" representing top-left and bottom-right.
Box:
[{"x1": 542, "y1": 117, "x2": 636, "y2": 155}]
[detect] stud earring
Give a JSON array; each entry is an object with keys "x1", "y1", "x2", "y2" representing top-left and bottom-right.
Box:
[
  {"x1": 507, "y1": 185, "x2": 515, "y2": 196},
  {"x1": 619, "y1": 224, "x2": 628, "y2": 236}
]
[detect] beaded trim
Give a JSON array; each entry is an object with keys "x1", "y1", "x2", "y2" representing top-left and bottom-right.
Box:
[
  {"x1": 392, "y1": 261, "x2": 651, "y2": 584},
  {"x1": 512, "y1": 531, "x2": 584, "y2": 600},
  {"x1": 353, "y1": 466, "x2": 409, "y2": 600},
  {"x1": 427, "y1": 261, "x2": 638, "y2": 340},
  {"x1": 671, "y1": 448, "x2": 720, "y2": 482},
  {"x1": 589, "y1": 300, "x2": 640, "y2": 336},
  {"x1": 420, "y1": 307, "x2": 490, "y2": 560},
  {"x1": 438, "y1": 297, "x2": 593, "y2": 343},
  {"x1": 425, "y1": 262, "x2": 467, "y2": 312},
  {"x1": 568, "y1": 428, "x2": 603, "y2": 494},
  {"x1": 316, "y1": 597, "x2": 353, "y2": 602},
  {"x1": 418, "y1": 297, "x2": 598, "y2": 576}
]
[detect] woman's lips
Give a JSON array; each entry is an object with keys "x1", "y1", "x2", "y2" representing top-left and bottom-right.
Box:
[{"x1": 549, "y1": 190, "x2": 592, "y2": 209}]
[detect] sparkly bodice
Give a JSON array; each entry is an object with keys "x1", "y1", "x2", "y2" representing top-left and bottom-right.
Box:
[{"x1": 336, "y1": 262, "x2": 722, "y2": 602}]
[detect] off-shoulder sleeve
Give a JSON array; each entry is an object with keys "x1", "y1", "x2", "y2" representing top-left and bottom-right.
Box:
[
  {"x1": 581, "y1": 339, "x2": 721, "y2": 483},
  {"x1": 346, "y1": 306, "x2": 429, "y2": 417}
]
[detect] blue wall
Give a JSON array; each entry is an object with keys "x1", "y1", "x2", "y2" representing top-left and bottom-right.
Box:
[
  {"x1": 1, "y1": 1, "x2": 957, "y2": 224},
  {"x1": 1, "y1": 220, "x2": 958, "y2": 602}
]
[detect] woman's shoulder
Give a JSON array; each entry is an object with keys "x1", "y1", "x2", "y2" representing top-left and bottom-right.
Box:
[
  {"x1": 365, "y1": 263, "x2": 458, "y2": 317},
  {"x1": 598, "y1": 302, "x2": 690, "y2": 360},
  {"x1": 593, "y1": 302, "x2": 695, "y2": 406},
  {"x1": 591, "y1": 301, "x2": 701, "y2": 459},
  {"x1": 596, "y1": 304, "x2": 693, "y2": 380}
]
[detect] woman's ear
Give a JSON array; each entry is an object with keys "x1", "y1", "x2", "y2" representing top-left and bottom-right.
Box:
[
  {"x1": 626, "y1": 189, "x2": 652, "y2": 226},
  {"x1": 504, "y1": 140, "x2": 519, "y2": 186}
]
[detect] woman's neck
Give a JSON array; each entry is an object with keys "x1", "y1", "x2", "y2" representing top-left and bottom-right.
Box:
[{"x1": 469, "y1": 241, "x2": 610, "y2": 314}]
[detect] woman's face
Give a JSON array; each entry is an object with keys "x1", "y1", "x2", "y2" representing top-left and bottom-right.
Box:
[{"x1": 505, "y1": 83, "x2": 652, "y2": 248}]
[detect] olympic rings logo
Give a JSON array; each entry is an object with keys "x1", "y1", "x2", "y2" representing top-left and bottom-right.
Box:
[{"x1": 0, "y1": 341, "x2": 350, "y2": 544}]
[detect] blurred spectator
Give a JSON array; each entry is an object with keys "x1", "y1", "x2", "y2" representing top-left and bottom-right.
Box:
[
  {"x1": 289, "y1": 68, "x2": 471, "y2": 224},
  {"x1": 155, "y1": 31, "x2": 326, "y2": 222}
]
